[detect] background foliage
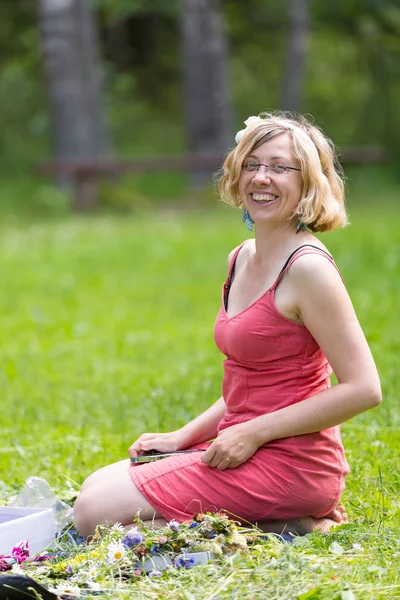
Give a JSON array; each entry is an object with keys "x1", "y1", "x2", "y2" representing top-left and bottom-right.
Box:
[{"x1": 1, "y1": 1, "x2": 400, "y2": 173}]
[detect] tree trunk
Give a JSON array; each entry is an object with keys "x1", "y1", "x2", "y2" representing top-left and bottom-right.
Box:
[
  {"x1": 38, "y1": 0, "x2": 112, "y2": 205},
  {"x1": 281, "y1": 0, "x2": 310, "y2": 112},
  {"x1": 181, "y1": 0, "x2": 232, "y2": 186}
]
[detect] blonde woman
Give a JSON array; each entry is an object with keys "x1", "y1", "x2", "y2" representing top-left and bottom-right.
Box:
[{"x1": 74, "y1": 113, "x2": 381, "y2": 538}]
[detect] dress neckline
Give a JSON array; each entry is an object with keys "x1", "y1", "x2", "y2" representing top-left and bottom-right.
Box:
[{"x1": 223, "y1": 243, "x2": 333, "y2": 321}]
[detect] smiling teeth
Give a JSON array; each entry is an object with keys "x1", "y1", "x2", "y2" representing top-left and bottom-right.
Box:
[{"x1": 252, "y1": 194, "x2": 276, "y2": 202}]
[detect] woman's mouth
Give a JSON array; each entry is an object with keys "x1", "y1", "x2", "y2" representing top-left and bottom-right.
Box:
[{"x1": 251, "y1": 193, "x2": 279, "y2": 204}]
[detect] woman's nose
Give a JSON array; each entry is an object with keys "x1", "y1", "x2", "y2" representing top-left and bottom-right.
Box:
[{"x1": 252, "y1": 166, "x2": 272, "y2": 183}]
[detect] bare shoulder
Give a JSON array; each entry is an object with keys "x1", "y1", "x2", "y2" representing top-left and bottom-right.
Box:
[
  {"x1": 288, "y1": 248, "x2": 343, "y2": 289},
  {"x1": 287, "y1": 251, "x2": 353, "y2": 328},
  {"x1": 227, "y1": 239, "x2": 253, "y2": 267}
]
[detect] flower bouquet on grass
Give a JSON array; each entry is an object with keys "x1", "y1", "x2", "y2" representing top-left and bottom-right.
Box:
[{"x1": 0, "y1": 512, "x2": 269, "y2": 597}]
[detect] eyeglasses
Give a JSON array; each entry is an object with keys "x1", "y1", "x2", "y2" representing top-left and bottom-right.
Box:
[{"x1": 242, "y1": 161, "x2": 301, "y2": 175}]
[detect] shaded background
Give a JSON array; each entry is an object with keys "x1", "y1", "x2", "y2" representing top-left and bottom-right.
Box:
[{"x1": 0, "y1": 0, "x2": 399, "y2": 215}]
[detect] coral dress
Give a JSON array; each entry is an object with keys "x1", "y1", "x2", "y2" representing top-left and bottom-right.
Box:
[{"x1": 129, "y1": 243, "x2": 350, "y2": 523}]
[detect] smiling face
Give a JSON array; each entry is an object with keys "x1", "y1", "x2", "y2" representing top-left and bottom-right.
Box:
[{"x1": 238, "y1": 132, "x2": 303, "y2": 229}]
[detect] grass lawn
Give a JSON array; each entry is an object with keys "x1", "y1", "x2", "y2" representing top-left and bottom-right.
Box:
[{"x1": 0, "y1": 195, "x2": 400, "y2": 598}]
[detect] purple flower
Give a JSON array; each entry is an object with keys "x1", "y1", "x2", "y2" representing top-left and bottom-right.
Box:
[
  {"x1": 189, "y1": 522, "x2": 198, "y2": 528},
  {"x1": 148, "y1": 570, "x2": 163, "y2": 577},
  {"x1": 167, "y1": 520, "x2": 180, "y2": 532},
  {"x1": 151, "y1": 544, "x2": 160, "y2": 555},
  {"x1": 203, "y1": 530, "x2": 217, "y2": 539},
  {"x1": 122, "y1": 530, "x2": 144, "y2": 549},
  {"x1": 175, "y1": 557, "x2": 195, "y2": 569},
  {"x1": 67, "y1": 564, "x2": 73, "y2": 575}
]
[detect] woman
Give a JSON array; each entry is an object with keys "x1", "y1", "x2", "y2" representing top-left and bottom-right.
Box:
[{"x1": 74, "y1": 112, "x2": 381, "y2": 538}]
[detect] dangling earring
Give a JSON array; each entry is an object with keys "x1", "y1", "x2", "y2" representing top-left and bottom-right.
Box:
[
  {"x1": 296, "y1": 220, "x2": 307, "y2": 234},
  {"x1": 242, "y1": 209, "x2": 254, "y2": 232}
]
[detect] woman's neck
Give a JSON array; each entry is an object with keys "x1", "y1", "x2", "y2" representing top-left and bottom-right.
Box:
[{"x1": 252, "y1": 221, "x2": 310, "y2": 266}]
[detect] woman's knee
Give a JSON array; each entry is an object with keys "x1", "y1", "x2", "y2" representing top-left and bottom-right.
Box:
[
  {"x1": 79, "y1": 471, "x2": 100, "y2": 494},
  {"x1": 73, "y1": 489, "x2": 99, "y2": 538}
]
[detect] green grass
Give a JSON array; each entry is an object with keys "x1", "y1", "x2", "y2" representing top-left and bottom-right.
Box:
[{"x1": 0, "y1": 194, "x2": 400, "y2": 598}]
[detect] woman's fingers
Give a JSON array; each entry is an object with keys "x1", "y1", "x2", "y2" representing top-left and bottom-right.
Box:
[
  {"x1": 216, "y1": 457, "x2": 231, "y2": 470},
  {"x1": 202, "y1": 445, "x2": 235, "y2": 469},
  {"x1": 128, "y1": 433, "x2": 160, "y2": 456},
  {"x1": 128, "y1": 432, "x2": 181, "y2": 457}
]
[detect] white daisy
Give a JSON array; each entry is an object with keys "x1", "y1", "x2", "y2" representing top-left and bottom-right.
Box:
[
  {"x1": 84, "y1": 562, "x2": 99, "y2": 579},
  {"x1": 107, "y1": 541, "x2": 126, "y2": 563},
  {"x1": 51, "y1": 583, "x2": 81, "y2": 598},
  {"x1": 110, "y1": 522, "x2": 125, "y2": 533}
]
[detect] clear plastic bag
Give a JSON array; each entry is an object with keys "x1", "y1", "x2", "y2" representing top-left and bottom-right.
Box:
[{"x1": 10, "y1": 477, "x2": 73, "y2": 533}]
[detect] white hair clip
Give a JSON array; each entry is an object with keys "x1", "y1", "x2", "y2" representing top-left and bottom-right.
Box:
[{"x1": 235, "y1": 115, "x2": 264, "y2": 144}]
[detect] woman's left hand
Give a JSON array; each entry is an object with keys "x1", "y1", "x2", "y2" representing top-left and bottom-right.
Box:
[{"x1": 201, "y1": 421, "x2": 260, "y2": 470}]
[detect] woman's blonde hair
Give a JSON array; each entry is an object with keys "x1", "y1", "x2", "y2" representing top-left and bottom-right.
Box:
[{"x1": 217, "y1": 112, "x2": 348, "y2": 232}]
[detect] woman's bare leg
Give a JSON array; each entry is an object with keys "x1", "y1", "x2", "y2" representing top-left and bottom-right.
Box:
[
  {"x1": 75, "y1": 459, "x2": 348, "y2": 538},
  {"x1": 73, "y1": 459, "x2": 166, "y2": 538}
]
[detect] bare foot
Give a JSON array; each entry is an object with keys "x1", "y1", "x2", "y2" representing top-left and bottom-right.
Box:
[
  {"x1": 258, "y1": 505, "x2": 349, "y2": 536},
  {"x1": 325, "y1": 504, "x2": 348, "y2": 525}
]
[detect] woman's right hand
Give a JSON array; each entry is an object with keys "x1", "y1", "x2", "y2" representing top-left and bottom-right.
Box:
[{"x1": 128, "y1": 430, "x2": 185, "y2": 458}]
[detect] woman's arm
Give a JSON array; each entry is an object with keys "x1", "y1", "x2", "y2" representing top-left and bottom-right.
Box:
[
  {"x1": 129, "y1": 396, "x2": 225, "y2": 456},
  {"x1": 202, "y1": 254, "x2": 381, "y2": 469},
  {"x1": 251, "y1": 253, "x2": 381, "y2": 443},
  {"x1": 178, "y1": 396, "x2": 226, "y2": 446}
]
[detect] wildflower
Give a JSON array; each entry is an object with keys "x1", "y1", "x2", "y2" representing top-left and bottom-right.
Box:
[
  {"x1": 51, "y1": 583, "x2": 81, "y2": 598},
  {"x1": 157, "y1": 535, "x2": 168, "y2": 545},
  {"x1": 175, "y1": 556, "x2": 195, "y2": 569},
  {"x1": 107, "y1": 542, "x2": 126, "y2": 563},
  {"x1": 189, "y1": 522, "x2": 199, "y2": 528},
  {"x1": 167, "y1": 519, "x2": 180, "y2": 532},
  {"x1": 148, "y1": 570, "x2": 163, "y2": 577},
  {"x1": 203, "y1": 529, "x2": 217, "y2": 539},
  {"x1": 208, "y1": 542, "x2": 223, "y2": 555},
  {"x1": 32, "y1": 553, "x2": 52, "y2": 562},
  {"x1": 67, "y1": 564, "x2": 73, "y2": 575},
  {"x1": 151, "y1": 544, "x2": 160, "y2": 554},
  {"x1": 134, "y1": 569, "x2": 142, "y2": 577},
  {"x1": 235, "y1": 116, "x2": 263, "y2": 144},
  {"x1": 193, "y1": 513, "x2": 206, "y2": 522},
  {"x1": 122, "y1": 527, "x2": 144, "y2": 548},
  {"x1": 85, "y1": 563, "x2": 99, "y2": 579},
  {"x1": 110, "y1": 522, "x2": 125, "y2": 533},
  {"x1": 133, "y1": 545, "x2": 147, "y2": 558},
  {"x1": 87, "y1": 580, "x2": 101, "y2": 592},
  {"x1": 0, "y1": 557, "x2": 14, "y2": 571},
  {"x1": 229, "y1": 531, "x2": 248, "y2": 549},
  {"x1": 12, "y1": 540, "x2": 29, "y2": 564}
]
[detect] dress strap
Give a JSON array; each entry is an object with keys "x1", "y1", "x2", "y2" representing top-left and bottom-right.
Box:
[
  {"x1": 227, "y1": 241, "x2": 247, "y2": 281},
  {"x1": 223, "y1": 241, "x2": 247, "y2": 310},
  {"x1": 271, "y1": 244, "x2": 343, "y2": 290}
]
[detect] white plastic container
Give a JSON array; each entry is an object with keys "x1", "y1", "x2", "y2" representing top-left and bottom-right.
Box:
[{"x1": 0, "y1": 506, "x2": 55, "y2": 556}]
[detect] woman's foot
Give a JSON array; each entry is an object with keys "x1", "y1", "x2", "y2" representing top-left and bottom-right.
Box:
[{"x1": 258, "y1": 505, "x2": 348, "y2": 535}]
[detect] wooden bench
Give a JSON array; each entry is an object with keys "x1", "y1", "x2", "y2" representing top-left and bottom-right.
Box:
[{"x1": 36, "y1": 147, "x2": 388, "y2": 211}]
